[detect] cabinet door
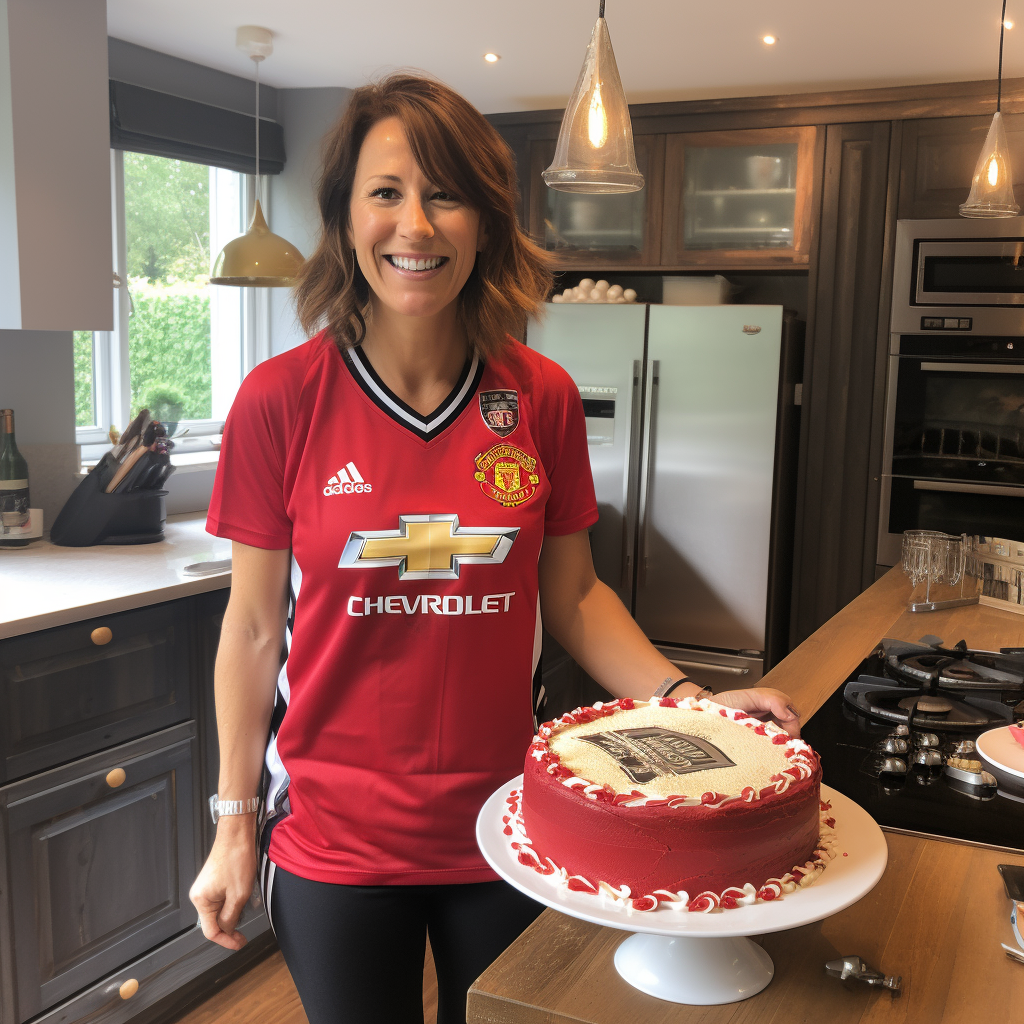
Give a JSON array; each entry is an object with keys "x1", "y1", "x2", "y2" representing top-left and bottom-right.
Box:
[
  {"x1": 528, "y1": 135, "x2": 664, "y2": 267},
  {"x1": 0, "y1": 601, "x2": 191, "y2": 783},
  {"x1": 899, "y1": 113, "x2": 1024, "y2": 218},
  {"x1": 3, "y1": 723, "x2": 197, "y2": 1022},
  {"x1": 662, "y1": 126, "x2": 816, "y2": 267}
]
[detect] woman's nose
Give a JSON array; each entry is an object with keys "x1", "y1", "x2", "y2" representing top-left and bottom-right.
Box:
[{"x1": 400, "y1": 197, "x2": 433, "y2": 239}]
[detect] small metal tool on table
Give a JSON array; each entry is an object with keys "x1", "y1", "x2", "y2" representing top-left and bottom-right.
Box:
[{"x1": 824, "y1": 956, "x2": 902, "y2": 992}]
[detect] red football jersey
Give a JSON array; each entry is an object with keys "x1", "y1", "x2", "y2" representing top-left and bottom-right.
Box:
[{"x1": 207, "y1": 332, "x2": 597, "y2": 885}]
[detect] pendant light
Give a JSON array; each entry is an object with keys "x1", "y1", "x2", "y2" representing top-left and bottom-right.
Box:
[
  {"x1": 210, "y1": 26, "x2": 304, "y2": 285},
  {"x1": 542, "y1": 0, "x2": 644, "y2": 194},
  {"x1": 961, "y1": 0, "x2": 1020, "y2": 217}
]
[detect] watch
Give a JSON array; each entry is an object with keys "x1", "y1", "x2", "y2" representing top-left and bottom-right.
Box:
[{"x1": 209, "y1": 794, "x2": 260, "y2": 824}]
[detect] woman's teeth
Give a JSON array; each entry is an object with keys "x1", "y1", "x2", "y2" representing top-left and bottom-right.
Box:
[{"x1": 387, "y1": 255, "x2": 445, "y2": 271}]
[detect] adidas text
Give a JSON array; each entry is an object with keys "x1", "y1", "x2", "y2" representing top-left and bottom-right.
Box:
[{"x1": 324, "y1": 462, "x2": 372, "y2": 496}]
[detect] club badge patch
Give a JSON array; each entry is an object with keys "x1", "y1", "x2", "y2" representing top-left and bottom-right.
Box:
[
  {"x1": 474, "y1": 444, "x2": 540, "y2": 507},
  {"x1": 479, "y1": 390, "x2": 519, "y2": 437}
]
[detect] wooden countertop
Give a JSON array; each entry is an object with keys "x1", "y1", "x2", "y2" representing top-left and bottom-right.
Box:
[{"x1": 468, "y1": 568, "x2": 1024, "y2": 1023}]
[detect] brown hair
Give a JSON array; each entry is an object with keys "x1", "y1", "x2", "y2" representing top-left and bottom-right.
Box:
[{"x1": 294, "y1": 73, "x2": 553, "y2": 360}]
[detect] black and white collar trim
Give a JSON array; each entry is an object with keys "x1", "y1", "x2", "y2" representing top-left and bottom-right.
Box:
[{"x1": 344, "y1": 345, "x2": 484, "y2": 442}]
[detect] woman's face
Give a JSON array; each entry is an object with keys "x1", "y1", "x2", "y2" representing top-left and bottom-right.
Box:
[{"x1": 348, "y1": 116, "x2": 486, "y2": 323}]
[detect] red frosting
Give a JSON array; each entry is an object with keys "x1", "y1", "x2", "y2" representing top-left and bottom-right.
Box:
[{"x1": 521, "y1": 704, "x2": 822, "y2": 898}]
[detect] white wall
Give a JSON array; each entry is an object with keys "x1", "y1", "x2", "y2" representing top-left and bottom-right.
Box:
[{"x1": 269, "y1": 87, "x2": 352, "y2": 355}]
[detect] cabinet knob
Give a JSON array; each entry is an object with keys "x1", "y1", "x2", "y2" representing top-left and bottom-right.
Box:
[
  {"x1": 91, "y1": 627, "x2": 112, "y2": 646},
  {"x1": 106, "y1": 768, "x2": 126, "y2": 788},
  {"x1": 119, "y1": 979, "x2": 139, "y2": 1000}
]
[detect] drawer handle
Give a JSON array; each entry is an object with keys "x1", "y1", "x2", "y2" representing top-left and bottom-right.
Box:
[
  {"x1": 91, "y1": 627, "x2": 113, "y2": 646},
  {"x1": 119, "y1": 979, "x2": 139, "y2": 1000},
  {"x1": 106, "y1": 768, "x2": 126, "y2": 788}
]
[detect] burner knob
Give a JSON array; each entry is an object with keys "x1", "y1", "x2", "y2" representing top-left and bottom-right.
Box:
[
  {"x1": 952, "y1": 740, "x2": 977, "y2": 757},
  {"x1": 880, "y1": 757, "x2": 908, "y2": 776},
  {"x1": 912, "y1": 748, "x2": 943, "y2": 768},
  {"x1": 913, "y1": 732, "x2": 941, "y2": 748},
  {"x1": 880, "y1": 737, "x2": 909, "y2": 755},
  {"x1": 893, "y1": 725, "x2": 910, "y2": 737}
]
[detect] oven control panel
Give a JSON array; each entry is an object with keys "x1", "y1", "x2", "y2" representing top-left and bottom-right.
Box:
[{"x1": 921, "y1": 316, "x2": 973, "y2": 331}]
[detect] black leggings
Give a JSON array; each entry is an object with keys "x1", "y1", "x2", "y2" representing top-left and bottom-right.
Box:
[{"x1": 266, "y1": 864, "x2": 544, "y2": 1024}]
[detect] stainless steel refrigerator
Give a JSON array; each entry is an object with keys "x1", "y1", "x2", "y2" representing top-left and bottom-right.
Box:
[{"x1": 527, "y1": 302, "x2": 801, "y2": 710}]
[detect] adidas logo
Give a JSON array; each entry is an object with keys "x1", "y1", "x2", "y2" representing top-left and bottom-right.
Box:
[{"x1": 323, "y1": 462, "x2": 373, "y2": 496}]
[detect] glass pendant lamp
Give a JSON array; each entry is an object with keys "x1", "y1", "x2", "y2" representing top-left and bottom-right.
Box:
[
  {"x1": 210, "y1": 26, "x2": 304, "y2": 285},
  {"x1": 542, "y1": 0, "x2": 644, "y2": 194},
  {"x1": 961, "y1": 0, "x2": 1020, "y2": 218}
]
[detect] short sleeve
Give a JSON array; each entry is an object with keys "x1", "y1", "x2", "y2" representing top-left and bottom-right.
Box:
[
  {"x1": 539, "y1": 362, "x2": 599, "y2": 537},
  {"x1": 206, "y1": 361, "x2": 294, "y2": 549}
]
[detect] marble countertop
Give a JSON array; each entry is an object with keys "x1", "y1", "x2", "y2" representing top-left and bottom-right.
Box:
[{"x1": 0, "y1": 513, "x2": 232, "y2": 640}]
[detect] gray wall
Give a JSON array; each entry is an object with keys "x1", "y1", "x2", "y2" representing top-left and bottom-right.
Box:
[
  {"x1": 269, "y1": 87, "x2": 351, "y2": 355},
  {"x1": 0, "y1": 330, "x2": 78, "y2": 529}
]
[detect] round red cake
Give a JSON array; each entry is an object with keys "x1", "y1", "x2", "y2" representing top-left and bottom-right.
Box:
[{"x1": 513, "y1": 695, "x2": 829, "y2": 912}]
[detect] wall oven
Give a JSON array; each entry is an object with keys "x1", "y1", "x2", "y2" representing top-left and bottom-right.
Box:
[{"x1": 880, "y1": 218, "x2": 1024, "y2": 565}]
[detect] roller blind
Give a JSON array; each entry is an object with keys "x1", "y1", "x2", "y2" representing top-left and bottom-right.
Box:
[{"x1": 109, "y1": 81, "x2": 285, "y2": 174}]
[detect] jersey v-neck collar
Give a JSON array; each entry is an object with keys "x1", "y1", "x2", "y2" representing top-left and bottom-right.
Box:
[{"x1": 342, "y1": 344, "x2": 484, "y2": 443}]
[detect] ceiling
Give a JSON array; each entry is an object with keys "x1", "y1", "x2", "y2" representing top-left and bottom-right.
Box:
[{"x1": 106, "y1": 0, "x2": 1022, "y2": 114}]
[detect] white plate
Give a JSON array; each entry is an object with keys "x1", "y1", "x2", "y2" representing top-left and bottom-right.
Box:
[
  {"x1": 476, "y1": 778, "x2": 887, "y2": 939},
  {"x1": 977, "y1": 726, "x2": 1024, "y2": 780}
]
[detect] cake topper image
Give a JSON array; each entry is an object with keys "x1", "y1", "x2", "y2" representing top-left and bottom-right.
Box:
[{"x1": 576, "y1": 727, "x2": 735, "y2": 786}]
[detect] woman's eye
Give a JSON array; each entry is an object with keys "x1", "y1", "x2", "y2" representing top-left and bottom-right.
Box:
[
  {"x1": 431, "y1": 191, "x2": 459, "y2": 203},
  {"x1": 369, "y1": 187, "x2": 399, "y2": 200}
]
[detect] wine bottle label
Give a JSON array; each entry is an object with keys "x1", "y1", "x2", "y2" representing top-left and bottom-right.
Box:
[{"x1": 0, "y1": 486, "x2": 29, "y2": 529}]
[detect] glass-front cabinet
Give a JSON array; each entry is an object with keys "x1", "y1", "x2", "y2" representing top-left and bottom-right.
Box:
[
  {"x1": 661, "y1": 127, "x2": 816, "y2": 266},
  {"x1": 528, "y1": 135, "x2": 664, "y2": 267}
]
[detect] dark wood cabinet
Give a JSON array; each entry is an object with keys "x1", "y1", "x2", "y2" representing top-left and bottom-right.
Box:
[
  {"x1": 3, "y1": 724, "x2": 197, "y2": 1022},
  {"x1": 899, "y1": 113, "x2": 1024, "y2": 218},
  {"x1": 661, "y1": 126, "x2": 817, "y2": 267},
  {"x1": 0, "y1": 602, "x2": 191, "y2": 784},
  {"x1": 527, "y1": 134, "x2": 665, "y2": 267}
]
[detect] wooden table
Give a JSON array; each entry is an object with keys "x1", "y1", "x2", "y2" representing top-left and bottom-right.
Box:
[{"x1": 468, "y1": 569, "x2": 1024, "y2": 1023}]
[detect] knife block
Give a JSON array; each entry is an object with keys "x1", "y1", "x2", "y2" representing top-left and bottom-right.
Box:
[{"x1": 50, "y1": 459, "x2": 170, "y2": 546}]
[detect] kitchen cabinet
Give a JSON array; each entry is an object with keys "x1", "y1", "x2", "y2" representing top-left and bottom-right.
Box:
[
  {"x1": 898, "y1": 112, "x2": 1024, "y2": 218},
  {"x1": 527, "y1": 135, "x2": 664, "y2": 266},
  {"x1": 661, "y1": 126, "x2": 817, "y2": 266},
  {"x1": 0, "y1": 585, "x2": 270, "y2": 1024}
]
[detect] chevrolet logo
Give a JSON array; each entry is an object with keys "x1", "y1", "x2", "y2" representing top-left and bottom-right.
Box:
[{"x1": 338, "y1": 515, "x2": 519, "y2": 580}]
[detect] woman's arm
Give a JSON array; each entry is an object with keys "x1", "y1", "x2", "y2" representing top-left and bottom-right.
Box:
[
  {"x1": 538, "y1": 531, "x2": 801, "y2": 736},
  {"x1": 189, "y1": 540, "x2": 290, "y2": 950}
]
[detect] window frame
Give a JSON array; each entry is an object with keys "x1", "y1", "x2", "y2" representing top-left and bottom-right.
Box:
[{"x1": 76, "y1": 149, "x2": 269, "y2": 449}]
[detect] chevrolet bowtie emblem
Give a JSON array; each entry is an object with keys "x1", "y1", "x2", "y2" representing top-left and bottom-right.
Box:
[{"x1": 338, "y1": 515, "x2": 519, "y2": 580}]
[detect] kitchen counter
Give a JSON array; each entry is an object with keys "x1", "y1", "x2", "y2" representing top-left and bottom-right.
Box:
[
  {"x1": 467, "y1": 568, "x2": 1024, "y2": 1023},
  {"x1": 0, "y1": 512, "x2": 230, "y2": 639}
]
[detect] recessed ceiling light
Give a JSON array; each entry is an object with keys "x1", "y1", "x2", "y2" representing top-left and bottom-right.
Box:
[
  {"x1": 484, "y1": 52, "x2": 501, "y2": 62},
  {"x1": 762, "y1": 34, "x2": 777, "y2": 45},
  {"x1": 1006, "y1": 18, "x2": 1015, "y2": 28}
]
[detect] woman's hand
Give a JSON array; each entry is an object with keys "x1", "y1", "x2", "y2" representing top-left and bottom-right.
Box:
[
  {"x1": 189, "y1": 819, "x2": 258, "y2": 950},
  {"x1": 708, "y1": 687, "x2": 802, "y2": 737}
]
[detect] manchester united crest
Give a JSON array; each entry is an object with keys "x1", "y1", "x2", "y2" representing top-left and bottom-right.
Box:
[
  {"x1": 479, "y1": 390, "x2": 519, "y2": 437},
  {"x1": 474, "y1": 444, "x2": 540, "y2": 507}
]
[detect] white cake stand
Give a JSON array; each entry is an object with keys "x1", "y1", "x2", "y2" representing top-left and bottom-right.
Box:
[{"x1": 476, "y1": 779, "x2": 887, "y2": 1005}]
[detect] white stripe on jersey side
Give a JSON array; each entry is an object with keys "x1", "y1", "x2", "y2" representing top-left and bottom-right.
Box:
[
  {"x1": 263, "y1": 858, "x2": 278, "y2": 936},
  {"x1": 350, "y1": 348, "x2": 481, "y2": 432}
]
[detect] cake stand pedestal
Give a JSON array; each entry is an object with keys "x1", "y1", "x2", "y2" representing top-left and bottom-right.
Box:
[{"x1": 477, "y1": 780, "x2": 887, "y2": 1006}]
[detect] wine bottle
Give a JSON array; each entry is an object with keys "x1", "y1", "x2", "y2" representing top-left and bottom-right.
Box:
[{"x1": 0, "y1": 408, "x2": 30, "y2": 547}]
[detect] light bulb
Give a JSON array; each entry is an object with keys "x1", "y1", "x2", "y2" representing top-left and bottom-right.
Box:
[
  {"x1": 1005, "y1": 18, "x2": 1014, "y2": 28},
  {"x1": 484, "y1": 52, "x2": 500, "y2": 62},
  {"x1": 989, "y1": 157, "x2": 1001, "y2": 186},
  {"x1": 763, "y1": 34, "x2": 777, "y2": 45},
  {"x1": 588, "y1": 81, "x2": 608, "y2": 148}
]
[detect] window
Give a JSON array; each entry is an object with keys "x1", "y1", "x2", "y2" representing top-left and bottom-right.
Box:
[{"x1": 75, "y1": 150, "x2": 269, "y2": 449}]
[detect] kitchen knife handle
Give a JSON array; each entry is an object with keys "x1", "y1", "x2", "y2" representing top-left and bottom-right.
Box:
[{"x1": 637, "y1": 360, "x2": 659, "y2": 588}]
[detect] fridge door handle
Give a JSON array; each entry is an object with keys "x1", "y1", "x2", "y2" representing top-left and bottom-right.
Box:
[
  {"x1": 668, "y1": 658, "x2": 749, "y2": 677},
  {"x1": 637, "y1": 360, "x2": 659, "y2": 588},
  {"x1": 620, "y1": 359, "x2": 643, "y2": 590}
]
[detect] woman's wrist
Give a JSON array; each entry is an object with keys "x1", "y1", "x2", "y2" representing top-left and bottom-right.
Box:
[{"x1": 653, "y1": 677, "x2": 712, "y2": 701}]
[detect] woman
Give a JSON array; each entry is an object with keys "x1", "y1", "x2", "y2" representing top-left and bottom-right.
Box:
[{"x1": 190, "y1": 73, "x2": 801, "y2": 1024}]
